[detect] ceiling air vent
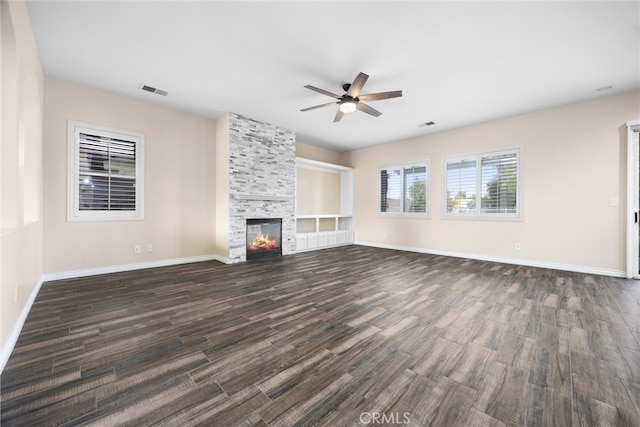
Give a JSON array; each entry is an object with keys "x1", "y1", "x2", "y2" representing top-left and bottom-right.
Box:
[
  {"x1": 141, "y1": 85, "x2": 168, "y2": 96},
  {"x1": 418, "y1": 121, "x2": 436, "y2": 128}
]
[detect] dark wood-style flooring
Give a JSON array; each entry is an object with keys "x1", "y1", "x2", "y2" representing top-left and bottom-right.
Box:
[{"x1": 2, "y1": 245, "x2": 640, "y2": 426}]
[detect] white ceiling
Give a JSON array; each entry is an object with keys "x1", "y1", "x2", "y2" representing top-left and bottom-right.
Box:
[{"x1": 26, "y1": 1, "x2": 640, "y2": 152}]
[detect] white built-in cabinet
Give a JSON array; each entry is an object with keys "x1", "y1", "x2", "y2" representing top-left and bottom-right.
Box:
[{"x1": 295, "y1": 158, "x2": 354, "y2": 252}]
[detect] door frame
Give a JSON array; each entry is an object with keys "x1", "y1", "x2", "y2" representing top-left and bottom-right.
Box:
[{"x1": 626, "y1": 120, "x2": 640, "y2": 278}]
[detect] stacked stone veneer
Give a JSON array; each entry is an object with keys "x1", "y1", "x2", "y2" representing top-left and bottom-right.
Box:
[{"x1": 227, "y1": 113, "x2": 296, "y2": 263}]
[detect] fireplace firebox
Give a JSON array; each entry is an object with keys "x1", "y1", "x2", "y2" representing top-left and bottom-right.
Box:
[{"x1": 246, "y1": 218, "x2": 282, "y2": 260}]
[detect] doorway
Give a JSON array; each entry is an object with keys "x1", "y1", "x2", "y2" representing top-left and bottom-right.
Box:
[{"x1": 626, "y1": 120, "x2": 640, "y2": 278}]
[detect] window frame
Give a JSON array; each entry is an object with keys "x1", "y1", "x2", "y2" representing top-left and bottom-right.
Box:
[
  {"x1": 443, "y1": 147, "x2": 522, "y2": 221},
  {"x1": 378, "y1": 160, "x2": 430, "y2": 218},
  {"x1": 67, "y1": 120, "x2": 145, "y2": 222}
]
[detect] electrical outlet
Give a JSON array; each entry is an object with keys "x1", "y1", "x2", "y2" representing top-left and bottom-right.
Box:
[
  {"x1": 147, "y1": 243, "x2": 153, "y2": 252},
  {"x1": 515, "y1": 243, "x2": 521, "y2": 250},
  {"x1": 134, "y1": 245, "x2": 141, "y2": 254}
]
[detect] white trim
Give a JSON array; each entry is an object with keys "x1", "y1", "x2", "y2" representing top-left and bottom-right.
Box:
[
  {"x1": 297, "y1": 214, "x2": 352, "y2": 219},
  {"x1": 355, "y1": 241, "x2": 626, "y2": 278},
  {"x1": 212, "y1": 254, "x2": 231, "y2": 264},
  {"x1": 628, "y1": 120, "x2": 640, "y2": 133},
  {"x1": 626, "y1": 120, "x2": 640, "y2": 278},
  {"x1": 296, "y1": 157, "x2": 353, "y2": 173},
  {"x1": 1, "y1": 255, "x2": 221, "y2": 375},
  {"x1": 41, "y1": 255, "x2": 218, "y2": 282},
  {"x1": 379, "y1": 159, "x2": 430, "y2": 218},
  {"x1": 67, "y1": 120, "x2": 145, "y2": 222},
  {"x1": 442, "y1": 147, "x2": 523, "y2": 221},
  {"x1": 295, "y1": 242, "x2": 353, "y2": 253},
  {"x1": 0, "y1": 277, "x2": 44, "y2": 374},
  {"x1": 2, "y1": 244, "x2": 622, "y2": 375}
]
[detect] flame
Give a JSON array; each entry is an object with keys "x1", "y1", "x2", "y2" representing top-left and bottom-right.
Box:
[{"x1": 249, "y1": 233, "x2": 277, "y2": 251}]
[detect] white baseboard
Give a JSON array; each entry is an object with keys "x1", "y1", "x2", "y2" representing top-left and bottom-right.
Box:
[
  {"x1": 41, "y1": 255, "x2": 219, "y2": 282},
  {"x1": 1, "y1": 246, "x2": 624, "y2": 375},
  {"x1": 355, "y1": 241, "x2": 626, "y2": 278},
  {"x1": 1, "y1": 254, "x2": 220, "y2": 375},
  {"x1": 212, "y1": 254, "x2": 231, "y2": 264},
  {"x1": 0, "y1": 277, "x2": 44, "y2": 374}
]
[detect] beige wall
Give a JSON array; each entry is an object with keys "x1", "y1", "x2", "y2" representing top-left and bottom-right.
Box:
[
  {"x1": 42, "y1": 78, "x2": 216, "y2": 274},
  {"x1": 1, "y1": 0, "x2": 45, "y2": 367},
  {"x1": 296, "y1": 141, "x2": 350, "y2": 166},
  {"x1": 296, "y1": 168, "x2": 341, "y2": 215},
  {"x1": 347, "y1": 91, "x2": 640, "y2": 274}
]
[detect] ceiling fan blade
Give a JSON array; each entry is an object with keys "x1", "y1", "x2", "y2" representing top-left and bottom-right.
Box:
[
  {"x1": 300, "y1": 101, "x2": 339, "y2": 112},
  {"x1": 356, "y1": 102, "x2": 382, "y2": 118},
  {"x1": 333, "y1": 109, "x2": 344, "y2": 122},
  {"x1": 346, "y1": 72, "x2": 369, "y2": 98},
  {"x1": 304, "y1": 85, "x2": 341, "y2": 99},
  {"x1": 358, "y1": 90, "x2": 403, "y2": 102}
]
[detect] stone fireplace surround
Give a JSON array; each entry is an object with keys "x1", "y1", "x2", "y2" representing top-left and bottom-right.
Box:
[{"x1": 223, "y1": 113, "x2": 296, "y2": 263}]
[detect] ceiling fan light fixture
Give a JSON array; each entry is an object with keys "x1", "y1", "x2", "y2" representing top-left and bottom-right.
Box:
[
  {"x1": 339, "y1": 101, "x2": 357, "y2": 113},
  {"x1": 301, "y1": 72, "x2": 402, "y2": 122}
]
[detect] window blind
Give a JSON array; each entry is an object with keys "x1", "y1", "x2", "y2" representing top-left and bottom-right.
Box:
[
  {"x1": 380, "y1": 163, "x2": 428, "y2": 215},
  {"x1": 445, "y1": 158, "x2": 476, "y2": 214},
  {"x1": 380, "y1": 168, "x2": 402, "y2": 213},
  {"x1": 480, "y1": 152, "x2": 518, "y2": 213},
  {"x1": 444, "y1": 148, "x2": 520, "y2": 219},
  {"x1": 404, "y1": 165, "x2": 427, "y2": 213},
  {"x1": 78, "y1": 132, "x2": 137, "y2": 211}
]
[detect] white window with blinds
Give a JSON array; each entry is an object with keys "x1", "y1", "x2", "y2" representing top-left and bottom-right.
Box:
[
  {"x1": 379, "y1": 161, "x2": 429, "y2": 217},
  {"x1": 67, "y1": 121, "x2": 145, "y2": 221},
  {"x1": 444, "y1": 148, "x2": 521, "y2": 220}
]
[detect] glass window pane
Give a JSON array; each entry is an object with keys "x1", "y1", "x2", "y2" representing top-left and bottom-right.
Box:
[
  {"x1": 481, "y1": 153, "x2": 518, "y2": 213},
  {"x1": 404, "y1": 166, "x2": 427, "y2": 213},
  {"x1": 381, "y1": 168, "x2": 402, "y2": 213},
  {"x1": 79, "y1": 175, "x2": 109, "y2": 210},
  {"x1": 76, "y1": 132, "x2": 137, "y2": 212},
  {"x1": 110, "y1": 177, "x2": 136, "y2": 210},
  {"x1": 70, "y1": 122, "x2": 144, "y2": 221},
  {"x1": 446, "y1": 159, "x2": 476, "y2": 213}
]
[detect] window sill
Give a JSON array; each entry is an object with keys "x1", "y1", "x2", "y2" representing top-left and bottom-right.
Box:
[
  {"x1": 442, "y1": 214, "x2": 523, "y2": 222},
  {"x1": 378, "y1": 213, "x2": 431, "y2": 219}
]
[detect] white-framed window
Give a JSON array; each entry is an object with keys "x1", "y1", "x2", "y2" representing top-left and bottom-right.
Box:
[
  {"x1": 379, "y1": 161, "x2": 429, "y2": 217},
  {"x1": 444, "y1": 148, "x2": 521, "y2": 220},
  {"x1": 67, "y1": 121, "x2": 145, "y2": 221}
]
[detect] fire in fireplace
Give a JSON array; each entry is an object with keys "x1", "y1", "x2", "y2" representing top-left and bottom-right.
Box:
[{"x1": 246, "y1": 218, "x2": 282, "y2": 260}]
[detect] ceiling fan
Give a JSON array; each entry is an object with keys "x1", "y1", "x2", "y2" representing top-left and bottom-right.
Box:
[{"x1": 301, "y1": 72, "x2": 402, "y2": 122}]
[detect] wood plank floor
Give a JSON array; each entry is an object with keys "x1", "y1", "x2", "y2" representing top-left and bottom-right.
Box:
[{"x1": 2, "y1": 245, "x2": 640, "y2": 426}]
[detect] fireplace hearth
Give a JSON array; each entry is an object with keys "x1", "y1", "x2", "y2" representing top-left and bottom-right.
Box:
[{"x1": 246, "y1": 218, "x2": 282, "y2": 260}]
